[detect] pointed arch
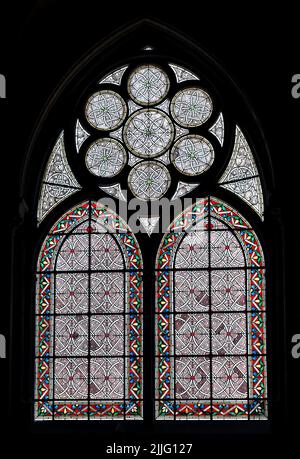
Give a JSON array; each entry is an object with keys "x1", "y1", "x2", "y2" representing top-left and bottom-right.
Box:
[
  {"x1": 8, "y1": 18, "x2": 281, "y2": 430},
  {"x1": 20, "y1": 19, "x2": 274, "y2": 211},
  {"x1": 155, "y1": 197, "x2": 267, "y2": 420},
  {"x1": 35, "y1": 200, "x2": 143, "y2": 420}
]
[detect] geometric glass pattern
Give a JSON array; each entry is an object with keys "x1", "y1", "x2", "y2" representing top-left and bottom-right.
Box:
[
  {"x1": 139, "y1": 216, "x2": 160, "y2": 236},
  {"x1": 155, "y1": 197, "x2": 267, "y2": 420},
  {"x1": 219, "y1": 126, "x2": 264, "y2": 219},
  {"x1": 171, "y1": 181, "x2": 200, "y2": 201},
  {"x1": 85, "y1": 139, "x2": 127, "y2": 178},
  {"x1": 98, "y1": 66, "x2": 128, "y2": 86},
  {"x1": 127, "y1": 65, "x2": 170, "y2": 106},
  {"x1": 175, "y1": 125, "x2": 189, "y2": 140},
  {"x1": 109, "y1": 126, "x2": 123, "y2": 142},
  {"x1": 37, "y1": 132, "x2": 81, "y2": 224},
  {"x1": 170, "y1": 88, "x2": 213, "y2": 127},
  {"x1": 36, "y1": 54, "x2": 269, "y2": 427},
  {"x1": 128, "y1": 100, "x2": 143, "y2": 116},
  {"x1": 155, "y1": 99, "x2": 170, "y2": 116},
  {"x1": 34, "y1": 201, "x2": 143, "y2": 420},
  {"x1": 85, "y1": 90, "x2": 127, "y2": 131},
  {"x1": 98, "y1": 184, "x2": 127, "y2": 202},
  {"x1": 156, "y1": 151, "x2": 171, "y2": 166},
  {"x1": 75, "y1": 120, "x2": 90, "y2": 153},
  {"x1": 128, "y1": 153, "x2": 143, "y2": 167},
  {"x1": 77, "y1": 63, "x2": 219, "y2": 201},
  {"x1": 169, "y1": 63, "x2": 199, "y2": 83},
  {"x1": 124, "y1": 109, "x2": 174, "y2": 158},
  {"x1": 209, "y1": 113, "x2": 224, "y2": 146},
  {"x1": 171, "y1": 135, "x2": 214, "y2": 176},
  {"x1": 128, "y1": 161, "x2": 171, "y2": 201}
]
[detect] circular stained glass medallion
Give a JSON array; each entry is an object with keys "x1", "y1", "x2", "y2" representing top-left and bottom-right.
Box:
[
  {"x1": 170, "y1": 87, "x2": 213, "y2": 127},
  {"x1": 171, "y1": 135, "x2": 214, "y2": 176},
  {"x1": 85, "y1": 138, "x2": 127, "y2": 177},
  {"x1": 128, "y1": 161, "x2": 171, "y2": 200},
  {"x1": 128, "y1": 65, "x2": 170, "y2": 106},
  {"x1": 85, "y1": 90, "x2": 127, "y2": 131},
  {"x1": 123, "y1": 109, "x2": 174, "y2": 158}
]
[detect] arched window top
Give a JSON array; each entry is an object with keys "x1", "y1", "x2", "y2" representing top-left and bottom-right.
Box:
[
  {"x1": 35, "y1": 201, "x2": 143, "y2": 420},
  {"x1": 27, "y1": 21, "x2": 272, "y2": 424},
  {"x1": 35, "y1": 49, "x2": 268, "y2": 226},
  {"x1": 157, "y1": 196, "x2": 265, "y2": 271},
  {"x1": 155, "y1": 197, "x2": 267, "y2": 420},
  {"x1": 37, "y1": 200, "x2": 143, "y2": 272}
]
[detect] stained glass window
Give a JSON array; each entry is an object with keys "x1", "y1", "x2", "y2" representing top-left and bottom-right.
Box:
[
  {"x1": 170, "y1": 88, "x2": 213, "y2": 127},
  {"x1": 218, "y1": 126, "x2": 264, "y2": 219},
  {"x1": 171, "y1": 135, "x2": 214, "y2": 176},
  {"x1": 155, "y1": 197, "x2": 267, "y2": 420},
  {"x1": 98, "y1": 66, "x2": 128, "y2": 85},
  {"x1": 75, "y1": 120, "x2": 90, "y2": 153},
  {"x1": 35, "y1": 55, "x2": 268, "y2": 424},
  {"x1": 124, "y1": 109, "x2": 174, "y2": 158},
  {"x1": 127, "y1": 65, "x2": 170, "y2": 106},
  {"x1": 35, "y1": 201, "x2": 143, "y2": 420},
  {"x1": 85, "y1": 139, "x2": 127, "y2": 178},
  {"x1": 128, "y1": 161, "x2": 171, "y2": 201},
  {"x1": 209, "y1": 113, "x2": 224, "y2": 146},
  {"x1": 171, "y1": 181, "x2": 200, "y2": 201},
  {"x1": 169, "y1": 64, "x2": 199, "y2": 83},
  {"x1": 37, "y1": 132, "x2": 81, "y2": 223},
  {"x1": 37, "y1": 62, "x2": 265, "y2": 215}
]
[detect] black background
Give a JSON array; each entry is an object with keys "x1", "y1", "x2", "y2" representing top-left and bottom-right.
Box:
[{"x1": 0, "y1": 0, "x2": 299, "y2": 455}]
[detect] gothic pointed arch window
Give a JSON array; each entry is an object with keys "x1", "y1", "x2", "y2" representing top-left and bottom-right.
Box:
[
  {"x1": 26, "y1": 21, "x2": 273, "y2": 424},
  {"x1": 155, "y1": 197, "x2": 267, "y2": 419},
  {"x1": 35, "y1": 202, "x2": 143, "y2": 419}
]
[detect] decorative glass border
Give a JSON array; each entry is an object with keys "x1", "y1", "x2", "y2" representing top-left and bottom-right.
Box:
[
  {"x1": 155, "y1": 197, "x2": 267, "y2": 420},
  {"x1": 34, "y1": 201, "x2": 143, "y2": 420}
]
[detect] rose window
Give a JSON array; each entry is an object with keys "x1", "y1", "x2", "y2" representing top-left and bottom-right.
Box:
[
  {"x1": 38, "y1": 61, "x2": 264, "y2": 222},
  {"x1": 80, "y1": 63, "x2": 216, "y2": 201}
]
